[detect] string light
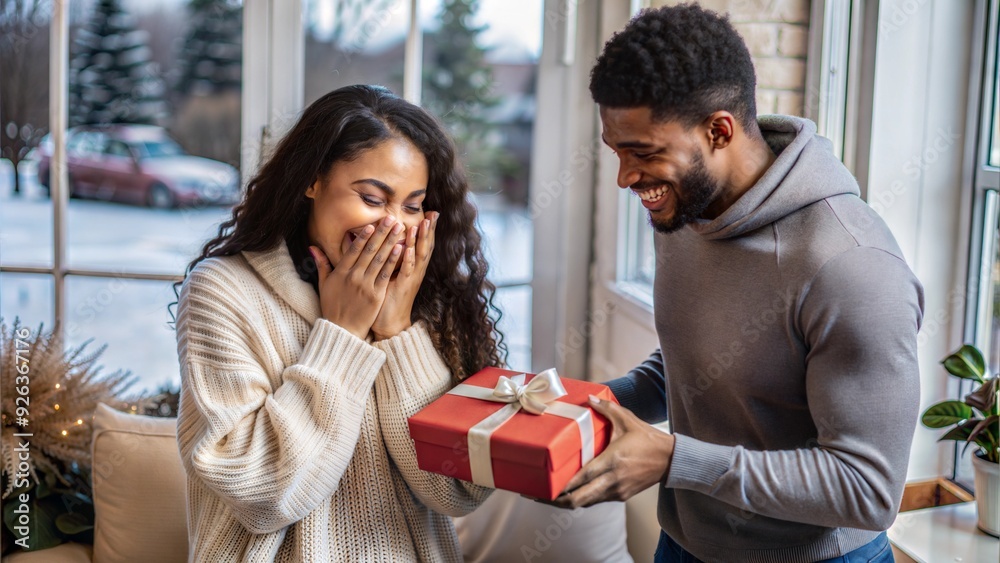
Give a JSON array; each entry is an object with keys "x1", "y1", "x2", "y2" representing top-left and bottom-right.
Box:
[
  {"x1": 53, "y1": 404, "x2": 60, "y2": 411},
  {"x1": 55, "y1": 383, "x2": 60, "y2": 389},
  {"x1": 61, "y1": 430, "x2": 67, "y2": 436},
  {"x1": 76, "y1": 419, "x2": 83, "y2": 425}
]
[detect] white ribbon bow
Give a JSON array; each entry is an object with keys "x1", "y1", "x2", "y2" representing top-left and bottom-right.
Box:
[
  {"x1": 447, "y1": 368, "x2": 595, "y2": 489},
  {"x1": 490, "y1": 368, "x2": 567, "y2": 415}
]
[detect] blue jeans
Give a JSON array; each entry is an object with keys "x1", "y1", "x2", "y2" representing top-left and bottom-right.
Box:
[{"x1": 653, "y1": 530, "x2": 893, "y2": 563}]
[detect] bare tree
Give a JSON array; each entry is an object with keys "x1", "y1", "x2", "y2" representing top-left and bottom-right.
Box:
[{"x1": 0, "y1": 0, "x2": 50, "y2": 196}]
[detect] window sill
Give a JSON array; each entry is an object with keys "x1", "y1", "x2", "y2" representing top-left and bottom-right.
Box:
[{"x1": 888, "y1": 501, "x2": 998, "y2": 562}]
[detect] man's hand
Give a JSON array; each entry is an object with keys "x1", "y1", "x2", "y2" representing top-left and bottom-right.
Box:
[{"x1": 551, "y1": 394, "x2": 675, "y2": 509}]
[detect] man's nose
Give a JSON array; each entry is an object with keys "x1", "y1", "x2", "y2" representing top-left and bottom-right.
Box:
[{"x1": 617, "y1": 158, "x2": 641, "y2": 189}]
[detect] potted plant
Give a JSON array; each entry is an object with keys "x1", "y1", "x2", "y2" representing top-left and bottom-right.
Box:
[
  {"x1": 1, "y1": 319, "x2": 141, "y2": 553},
  {"x1": 921, "y1": 344, "x2": 999, "y2": 536}
]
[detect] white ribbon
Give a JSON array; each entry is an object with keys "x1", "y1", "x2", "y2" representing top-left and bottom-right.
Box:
[{"x1": 448, "y1": 368, "x2": 596, "y2": 488}]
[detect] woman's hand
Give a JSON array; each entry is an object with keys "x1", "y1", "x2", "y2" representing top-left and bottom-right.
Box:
[
  {"x1": 371, "y1": 212, "x2": 438, "y2": 341},
  {"x1": 310, "y1": 215, "x2": 405, "y2": 340}
]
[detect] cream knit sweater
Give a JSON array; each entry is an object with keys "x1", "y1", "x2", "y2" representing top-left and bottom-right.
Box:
[{"x1": 175, "y1": 242, "x2": 491, "y2": 562}]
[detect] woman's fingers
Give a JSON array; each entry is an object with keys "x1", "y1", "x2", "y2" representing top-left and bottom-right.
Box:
[
  {"x1": 415, "y1": 212, "x2": 437, "y2": 267},
  {"x1": 365, "y1": 219, "x2": 404, "y2": 278},
  {"x1": 309, "y1": 245, "x2": 332, "y2": 285},
  {"x1": 376, "y1": 242, "x2": 404, "y2": 289},
  {"x1": 406, "y1": 223, "x2": 417, "y2": 249},
  {"x1": 399, "y1": 245, "x2": 416, "y2": 279},
  {"x1": 396, "y1": 226, "x2": 417, "y2": 279},
  {"x1": 337, "y1": 224, "x2": 375, "y2": 271}
]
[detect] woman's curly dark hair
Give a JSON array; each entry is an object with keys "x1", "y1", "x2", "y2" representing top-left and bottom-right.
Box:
[
  {"x1": 589, "y1": 3, "x2": 758, "y2": 132},
  {"x1": 172, "y1": 85, "x2": 506, "y2": 379}
]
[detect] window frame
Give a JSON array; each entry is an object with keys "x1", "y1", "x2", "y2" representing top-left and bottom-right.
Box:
[
  {"x1": 2, "y1": 0, "x2": 543, "y2": 347},
  {"x1": 1, "y1": 2, "x2": 256, "y2": 342},
  {"x1": 614, "y1": 0, "x2": 859, "y2": 304},
  {"x1": 960, "y1": 0, "x2": 1000, "y2": 488}
]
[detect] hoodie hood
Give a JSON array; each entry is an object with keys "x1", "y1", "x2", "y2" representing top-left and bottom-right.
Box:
[{"x1": 689, "y1": 115, "x2": 860, "y2": 240}]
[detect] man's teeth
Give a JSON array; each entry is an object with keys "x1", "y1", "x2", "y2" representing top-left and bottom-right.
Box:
[{"x1": 637, "y1": 186, "x2": 668, "y2": 202}]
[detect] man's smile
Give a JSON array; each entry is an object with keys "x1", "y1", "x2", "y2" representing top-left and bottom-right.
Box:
[{"x1": 633, "y1": 185, "x2": 669, "y2": 203}]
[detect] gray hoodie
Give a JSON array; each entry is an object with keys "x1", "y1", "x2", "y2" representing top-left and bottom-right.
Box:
[{"x1": 608, "y1": 115, "x2": 924, "y2": 563}]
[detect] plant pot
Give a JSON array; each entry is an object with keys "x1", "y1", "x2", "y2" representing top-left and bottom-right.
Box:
[{"x1": 972, "y1": 451, "x2": 1000, "y2": 537}]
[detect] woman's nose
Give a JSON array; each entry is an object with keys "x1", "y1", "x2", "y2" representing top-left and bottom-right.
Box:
[{"x1": 379, "y1": 210, "x2": 417, "y2": 232}]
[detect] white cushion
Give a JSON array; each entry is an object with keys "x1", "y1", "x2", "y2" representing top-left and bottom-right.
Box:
[
  {"x1": 90, "y1": 403, "x2": 187, "y2": 563},
  {"x1": 455, "y1": 489, "x2": 633, "y2": 563}
]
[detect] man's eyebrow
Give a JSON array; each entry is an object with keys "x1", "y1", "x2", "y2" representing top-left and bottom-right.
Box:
[
  {"x1": 352, "y1": 179, "x2": 426, "y2": 198},
  {"x1": 600, "y1": 134, "x2": 656, "y2": 150}
]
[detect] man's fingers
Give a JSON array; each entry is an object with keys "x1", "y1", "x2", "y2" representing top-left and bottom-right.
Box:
[
  {"x1": 563, "y1": 450, "x2": 613, "y2": 494},
  {"x1": 588, "y1": 395, "x2": 634, "y2": 437},
  {"x1": 562, "y1": 470, "x2": 620, "y2": 509}
]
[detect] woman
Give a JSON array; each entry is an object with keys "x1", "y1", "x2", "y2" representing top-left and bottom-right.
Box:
[{"x1": 173, "y1": 85, "x2": 504, "y2": 562}]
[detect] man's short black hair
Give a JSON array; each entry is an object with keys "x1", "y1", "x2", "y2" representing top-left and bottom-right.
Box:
[{"x1": 590, "y1": 3, "x2": 758, "y2": 132}]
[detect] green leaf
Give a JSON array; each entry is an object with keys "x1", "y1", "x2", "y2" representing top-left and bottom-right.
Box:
[
  {"x1": 942, "y1": 345, "x2": 987, "y2": 383},
  {"x1": 54, "y1": 512, "x2": 92, "y2": 535},
  {"x1": 965, "y1": 415, "x2": 996, "y2": 444},
  {"x1": 938, "y1": 424, "x2": 973, "y2": 442},
  {"x1": 2, "y1": 487, "x2": 65, "y2": 551},
  {"x1": 922, "y1": 400, "x2": 974, "y2": 428}
]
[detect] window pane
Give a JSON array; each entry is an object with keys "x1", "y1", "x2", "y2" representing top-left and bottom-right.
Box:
[
  {"x1": 422, "y1": 0, "x2": 542, "y2": 366},
  {"x1": 66, "y1": 201, "x2": 232, "y2": 273},
  {"x1": 475, "y1": 197, "x2": 531, "y2": 285},
  {"x1": 494, "y1": 285, "x2": 531, "y2": 371},
  {"x1": 620, "y1": 192, "x2": 656, "y2": 295},
  {"x1": 0, "y1": 273, "x2": 54, "y2": 328},
  {"x1": 303, "y1": 0, "x2": 406, "y2": 106},
  {"x1": 65, "y1": 276, "x2": 178, "y2": 394},
  {"x1": 1, "y1": 2, "x2": 54, "y2": 268},
  {"x1": 964, "y1": 202, "x2": 1000, "y2": 487},
  {"x1": 303, "y1": 0, "x2": 542, "y2": 368},
  {"x1": 633, "y1": 205, "x2": 656, "y2": 287},
  {"x1": 63, "y1": 0, "x2": 243, "y2": 275}
]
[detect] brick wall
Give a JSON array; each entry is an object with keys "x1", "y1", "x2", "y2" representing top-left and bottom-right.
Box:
[{"x1": 649, "y1": 0, "x2": 811, "y2": 116}]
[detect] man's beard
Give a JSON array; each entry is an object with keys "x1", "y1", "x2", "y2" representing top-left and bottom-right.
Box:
[{"x1": 644, "y1": 151, "x2": 718, "y2": 234}]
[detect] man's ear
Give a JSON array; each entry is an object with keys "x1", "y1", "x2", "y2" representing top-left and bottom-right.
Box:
[{"x1": 703, "y1": 111, "x2": 735, "y2": 150}]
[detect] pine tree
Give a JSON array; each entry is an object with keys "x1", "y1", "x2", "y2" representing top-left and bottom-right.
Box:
[
  {"x1": 423, "y1": 0, "x2": 516, "y2": 194},
  {"x1": 69, "y1": 0, "x2": 167, "y2": 126},
  {"x1": 1, "y1": 0, "x2": 50, "y2": 195},
  {"x1": 175, "y1": 0, "x2": 242, "y2": 97}
]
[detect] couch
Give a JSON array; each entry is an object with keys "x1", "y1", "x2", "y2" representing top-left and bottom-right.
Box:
[{"x1": 2, "y1": 404, "x2": 643, "y2": 563}]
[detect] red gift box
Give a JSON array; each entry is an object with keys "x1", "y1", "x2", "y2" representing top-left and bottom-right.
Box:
[{"x1": 407, "y1": 367, "x2": 617, "y2": 500}]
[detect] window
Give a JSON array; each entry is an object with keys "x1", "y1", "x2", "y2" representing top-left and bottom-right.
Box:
[
  {"x1": 616, "y1": 0, "x2": 818, "y2": 304},
  {"x1": 616, "y1": 190, "x2": 656, "y2": 304},
  {"x1": 963, "y1": 0, "x2": 1000, "y2": 489},
  {"x1": 302, "y1": 0, "x2": 543, "y2": 369},
  {"x1": 1, "y1": 0, "x2": 244, "y2": 393},
  {"x1": 2, "y1": 0, "x2": 545, "y2": 392}
]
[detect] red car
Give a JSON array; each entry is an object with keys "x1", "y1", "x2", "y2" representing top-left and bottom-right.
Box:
[{"x1": 37, "y1": 125, "x2": 240, "y2": 208}]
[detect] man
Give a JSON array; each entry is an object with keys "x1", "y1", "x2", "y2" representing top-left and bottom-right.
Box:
[{"x1": 554, "y1": 5, "x2": 923, "y2": 563}]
